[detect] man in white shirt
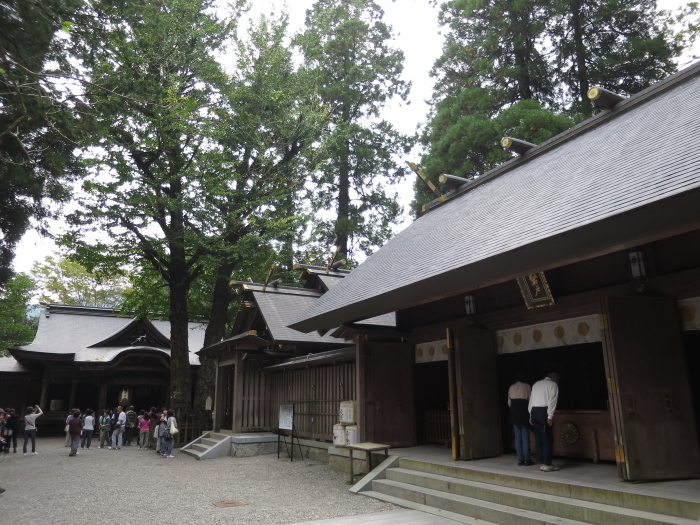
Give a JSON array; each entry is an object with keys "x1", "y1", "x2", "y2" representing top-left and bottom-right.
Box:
[
  {"x1": 528, "y1": 373, "x2": 560, "y2": 472},
  {"x1": 111, "y1": 406, "x2": 126, "y2": 450}
]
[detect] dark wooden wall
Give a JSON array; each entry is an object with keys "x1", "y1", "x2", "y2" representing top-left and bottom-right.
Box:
[
  {"x1": 241, "y1": 360, "x2": 273, "y2": 432},
  {"x1": 269, "y1": 361, "x2": 355, "y2": 441}
]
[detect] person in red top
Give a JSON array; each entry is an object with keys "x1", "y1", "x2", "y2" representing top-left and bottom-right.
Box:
[{"x1": 68, "y1": 410, "x2": 83, "y2": 457}]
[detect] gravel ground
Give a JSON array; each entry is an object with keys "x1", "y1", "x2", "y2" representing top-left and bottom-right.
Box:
[{"x1": 0, "y1": 437, "x2": 396, "y2": 525}]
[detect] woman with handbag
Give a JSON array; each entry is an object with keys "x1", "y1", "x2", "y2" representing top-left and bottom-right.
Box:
[{"x1": 160, "y1": 409, "x2": 177, "y2": 458}]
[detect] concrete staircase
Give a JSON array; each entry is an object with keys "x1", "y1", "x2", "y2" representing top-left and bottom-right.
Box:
[
  {"x1": 352, "y1": 457, "x2": 700, "y2": 525},
  {"x1": 180, "y1": 430, "x2": 232, "y2": 460}
]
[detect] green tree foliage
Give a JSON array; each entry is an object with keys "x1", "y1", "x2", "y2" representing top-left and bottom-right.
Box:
[
  {"x1": 296, "y1": 0, "x2": 411, "y2": 262},
  {"x1": 0, "y1": 273, "x2": 36, "y2": 355},
  {"x1": 415, "y1": 0, "x2": 689, "y2": 215},
  {"x1": 31, "y1": 256, "x2": 130, "y2": 307},
  {"x1": 63, "y1": 1, "x2": 326, "y2": 417},
  {"x1": 0, "y1": 0, "x2": 84, "y2": 284}
]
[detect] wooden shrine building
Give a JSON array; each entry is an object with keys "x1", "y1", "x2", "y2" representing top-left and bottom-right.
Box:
[
  {"x1": 290, "y1": 62, "x2": 700, "y2": 481},
  {"x1": 0, "y1": 304, "x2": 205, "y2": 431},
  {"x1": 198, "y1": 265, "x2": 395, "y2": 441}
]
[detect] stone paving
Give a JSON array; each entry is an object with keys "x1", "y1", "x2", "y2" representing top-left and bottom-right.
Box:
[{"x1": 0, "y1": 436, "x2": 401, "y2": 525}]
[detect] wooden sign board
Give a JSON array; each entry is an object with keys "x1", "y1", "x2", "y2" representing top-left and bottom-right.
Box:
[
  {"x1": 516, "y1": 272, "x2": 555, "y2": 309},
  {"x1": 279, "y1": 404, "x2": 294, "y2": 430}
]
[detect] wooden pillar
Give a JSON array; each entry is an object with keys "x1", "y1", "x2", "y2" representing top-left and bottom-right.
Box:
[
  {"x1": 68, "y1": 378, "x2": 78, "y2": 410},
  {"x1": 213, "y1": 356, "x2": 224, "y2": 432},
  {"x1": 446, "y1": 327, "x2": 460, "y2": 460},
  {"x1": 232, "y1": 351, "x2": 245, "y2": 434},
  {"x1": 39, "y1": 367, "x2": 50, "y2": 408},
  {"x1": 356, "y1": 338, "x2": 369, "y2": 443}
]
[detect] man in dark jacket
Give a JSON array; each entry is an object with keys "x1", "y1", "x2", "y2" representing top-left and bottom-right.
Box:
[{"x1": 508, "y1": 373, "x2": 534, "y2": 466}]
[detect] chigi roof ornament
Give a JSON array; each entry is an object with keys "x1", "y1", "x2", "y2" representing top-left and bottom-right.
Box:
[
  {"x1": 501, "y1": 137, "x2": 536, "y2": 155},
  {"x1": 588, "y1": 86, "x2": 626, "y2": 109}
]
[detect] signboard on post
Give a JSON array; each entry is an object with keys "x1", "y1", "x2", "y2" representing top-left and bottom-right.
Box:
[
  {"x1": 279, "y1": 404, "x2": 293, "y2": 430},
  {"x1": 277, "y1": 403, "x2": 303, "y2": 462}
]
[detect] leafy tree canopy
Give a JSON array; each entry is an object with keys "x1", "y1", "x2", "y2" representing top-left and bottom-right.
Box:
[{"x1": 0, "y1": 273, "x2": 36, "y2": 356}]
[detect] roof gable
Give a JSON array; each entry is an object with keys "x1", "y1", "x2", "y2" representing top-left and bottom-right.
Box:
[{"x1": 89, "y1": 317, "x2": 170, "y2": 348}]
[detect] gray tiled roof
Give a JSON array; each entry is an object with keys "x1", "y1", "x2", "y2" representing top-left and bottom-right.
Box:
[
  {"x1": 252, "y1": 290, "x2": 343, "y2": 345},
  {"x1": 12, "y1": 307, "x2": 206, "y2": 365},
  {"x1": 291, "y1": 63, "x2": 700, "y2": 332}
]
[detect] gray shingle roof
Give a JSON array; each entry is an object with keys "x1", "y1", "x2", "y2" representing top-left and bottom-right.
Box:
[
  {"x1": 291, "y1": 63, "x2": 700, "y2": 333},
  {"x1": 252, "y1": 290, "x2": 343, "y2": 345},
  {"x1": 12, "y1": 306, "x2": 206, "y2": 365}
]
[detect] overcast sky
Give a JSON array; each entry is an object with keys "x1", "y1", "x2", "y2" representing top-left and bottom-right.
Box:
[{"x1": 13, "y1": 0, "x2": 697, "y2": 274}]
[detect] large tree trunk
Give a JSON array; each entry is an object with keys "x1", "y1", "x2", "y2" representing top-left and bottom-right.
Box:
[
  {"x1": 335, "y1": 134, "x2": 351, "y2": 258},
  {"x1": 571, "y1": 0, "x2": 591, "y2": 114},
  {"x1": 168, "y1": 234, "x2": 193, "y2": 421},
  {"x1": 192, "y1": 258, "x2": 236, "y2": 434}
]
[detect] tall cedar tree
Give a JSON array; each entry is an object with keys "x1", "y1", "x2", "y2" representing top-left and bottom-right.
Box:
[
  {"x1": 0, "y1": 0, "x2": 84, "y2": 283},
  {"x1": 414, "y1": 0, "x2": 685, "y2": 215},
  {"x1": 296, "y1": 0, "x2": 410, "y2": 262}
]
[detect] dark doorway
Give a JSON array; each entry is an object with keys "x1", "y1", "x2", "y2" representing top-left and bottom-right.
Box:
[
  {"x1": 414, "y1": 361, "x2": 450, "y2": 445},
  {"x1": 497, "y1": 342, "x2": 608, "y2": 456},
  {"x1": 683, "y1": 331, "x2": 700, "y2": 451}
]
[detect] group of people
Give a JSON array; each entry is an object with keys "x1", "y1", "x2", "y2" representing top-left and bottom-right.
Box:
[
  {"x1": 64, "y1": 405, "x2": 178, "y2": 459},
  {"x1": 0, "y1": 405, "x2": 43, "y2": 495},
  {"x1": 508, "y1": 372, "x2": 561, "y2": 472}
]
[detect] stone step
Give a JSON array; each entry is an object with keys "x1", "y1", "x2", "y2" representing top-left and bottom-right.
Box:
[
  {"x1": 371, "y1": 478, "x2": 593, "y2": 525},
  {"x1": 201, "y1": 438, "x2": 219, "y2": 447},
  {"x1": 360, "y1": 490, "x2": 500, "y2": 525},
  {"x1": 398, "y1": 458, "x2": 700, "y2": 520},
  {"x1": 385, "y1": 468, "x2": 696, "y2": 525},
  {"x1": 181, "y1": 447, "x2": 203, "y2": 459},
  {"x1": 191, "y1": 443, "x2": 210, "y2": 453},
  {"x1": 210, "y1": 433, "x2": 230, "y2": 440}
]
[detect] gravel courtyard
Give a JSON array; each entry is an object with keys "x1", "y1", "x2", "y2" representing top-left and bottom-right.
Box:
[{"x1": 0, "y1": 437, "x2": 396, "y2": 525}]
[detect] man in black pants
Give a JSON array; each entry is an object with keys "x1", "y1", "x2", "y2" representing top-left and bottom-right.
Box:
[
  {"x1": 529, "y1": 372, "x2": 560, "y2": 472},
  {"x1": 124, "y1": 406, "x2": 137, "y2": 446}
]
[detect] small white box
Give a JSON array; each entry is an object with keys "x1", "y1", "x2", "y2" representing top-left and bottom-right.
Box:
[
  {"x1": 345, "y1": 425, "x2": 358, "y2": 445},
  {"x1": 339, "y1": 401, "x2": 356, "y2": 424},
  {"x1": 333, "y1": 424, "x2": 347, "y2": 446}
]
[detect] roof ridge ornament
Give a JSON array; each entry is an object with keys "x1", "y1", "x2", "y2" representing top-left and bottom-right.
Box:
[
  {"x1": 588, "y1": 86, "x2": 626, "y2": 109},
  {"x1": 438, "y1": 173, "x2": 472, "y2": 187},
  {"x1": 407, "y1": 161, "x2": 446, "y2": 202},
  {"x1": 501, "y1": 137, "x2": 537, "y2": 155}
]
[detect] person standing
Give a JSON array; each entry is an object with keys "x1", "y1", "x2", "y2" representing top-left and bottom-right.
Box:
[
  {"x1": 111, "y1": 406, "x2": 126, "y2": 450},
  {"x1": 68, "y1": 409, "x2": 82, "y2": 457},
  {"x1": 81, "y1": 409, "x2": 95, "y2": 450},
  {"x1": 138, "y1": 412, "x2": 151, "y2": 450},
  {"x1": 5, "y1": 408, "x2": 18, "y2": 453},
  {"x1": 23, "y1": 405, "x2": 42, "y2": 455},
  {"x1": 508, "y1": 373, "x2": 534, "y2": 466},
  {"x1": 98, "y1": 410, "x2": 111, "y2": 449},
  {"x1": 529, "y1": 372, "x2": 560, "y2": 472},
  {"x1": 125, "y1": 406, "x2": 137, "y2": 446},
  {"x1": 162, "y1": 409, "x2": 177, "y2": 458}
]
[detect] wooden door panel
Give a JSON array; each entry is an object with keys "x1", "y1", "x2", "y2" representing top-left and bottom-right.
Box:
[
  {"x1": 455, "y1": 324, "x2": 502, "y2": 459},
  {"x1": 368, "y1": 341, "x2": 415, "y2": 447},
  {"x1": 601, "y1": 297, "x2": 700, "y2": 480}
]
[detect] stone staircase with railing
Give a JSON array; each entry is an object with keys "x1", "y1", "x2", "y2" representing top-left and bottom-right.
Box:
[{"x1": 352, "y1": 456, "x2": 700, "y2": 525}]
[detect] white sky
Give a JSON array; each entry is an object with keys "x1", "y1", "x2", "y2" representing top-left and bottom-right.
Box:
[{"x1": 13, "y1": 0, "x2": 697, "y2": 274}]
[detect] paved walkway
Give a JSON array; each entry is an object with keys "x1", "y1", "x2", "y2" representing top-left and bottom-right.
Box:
[{"x1": 0, "y1": 436, "x2": 399, "y2": 525}]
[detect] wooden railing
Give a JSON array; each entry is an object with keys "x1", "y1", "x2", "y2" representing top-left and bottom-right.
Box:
[{"x1": 425, "y1": 410, "x2": 451, "y2": 445}]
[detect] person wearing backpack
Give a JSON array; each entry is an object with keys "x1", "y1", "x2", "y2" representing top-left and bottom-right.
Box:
[{"x1": 124, "y1": 406, "x2": 137, "y2": 446}]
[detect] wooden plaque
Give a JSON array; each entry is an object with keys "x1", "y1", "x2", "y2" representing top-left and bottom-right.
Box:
[{"x1": 516, "y1": 272, "x2": 554, "y2": 309}]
